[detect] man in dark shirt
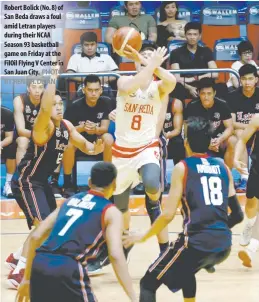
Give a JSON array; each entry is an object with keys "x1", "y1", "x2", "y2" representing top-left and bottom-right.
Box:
[
  {"x1": 227, "y1": 64, "x2": 259, "y2": 193},
  {"x1": 170, "y1": 22, "x2": 227, "y2": 101},
  {"x1": 1, "y1": 106, "x2": 16, "y2": 197},
  {"x1": 62, "y1": 74, "x2": 114, "y2": 197},
  {"x1": 184, "y1": 78, "x2": 234, "y2": 168}
]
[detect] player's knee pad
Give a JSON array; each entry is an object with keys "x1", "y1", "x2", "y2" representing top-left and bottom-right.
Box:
[{"x1": 143, "y1": 177, "x2": 160, "y2": 196}]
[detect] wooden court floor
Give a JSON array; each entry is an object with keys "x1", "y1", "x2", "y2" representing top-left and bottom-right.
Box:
[{"x1": 1, "y1": 216, "x2": 259, "y2": 302}]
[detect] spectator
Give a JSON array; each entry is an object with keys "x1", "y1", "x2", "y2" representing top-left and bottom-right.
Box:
[
  {"x1": 227, "y1": 64, "x2": 259, "y2": 193},
  {"x1": 105, "y1": 1, "x2": 157, "y2": 44},
  {"x1": 1, "y1": 106, "x2": 16, "y2": 198},
  {"x1": 170, "y1": 22, "x2": 227, "y2": 101},
  {"x1": 13, "y1": 78, "x2": 45, "y2": 164},
  {"x1": 227, "y1": 40, "x2": 258, "y2": 91},
  {"x1": 163, "y1": 97, "x2": 185, "y2": 164},
  {"x1": 184, "y1": 78, "x2": 235, "y2": 168},
  {"x1": 67, "y1": 31, "x2": 118, "y2": 90},
  {"x1": 157, "y1": 1, "x2": 186, "y2": 48},
  {"x1": 61, "y1": 75, "x2": 114, "y2": 197}
]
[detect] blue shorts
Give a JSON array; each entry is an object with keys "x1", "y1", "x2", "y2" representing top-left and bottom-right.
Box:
[{"x1": 31, "y1": 253, "x2": 97, "y2": 302}]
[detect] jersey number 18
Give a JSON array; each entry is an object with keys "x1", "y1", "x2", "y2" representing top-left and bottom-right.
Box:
[{"x1": 200, "y1": 176, "x2": 223, "y2": 206}]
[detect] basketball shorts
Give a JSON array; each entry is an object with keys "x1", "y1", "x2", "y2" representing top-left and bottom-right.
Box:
[
  {"x1": 31, "y1": 253, "x2": 97, "y2": 302},
  {"x1": 246, "y1": 161, "x2": 259, "y2": 199},
  {"x1": 1, "y1": 141, "x2": 16, "y2": 160},
  {"x1": 112, "y1": 140, "x2": 160, "y2": 195},
  {"x1": 11, "y1": 180, "x2": 57, "y2": 229},
  {"x1": 141, "y1": 236, "x2": 231, "y2": 294}
]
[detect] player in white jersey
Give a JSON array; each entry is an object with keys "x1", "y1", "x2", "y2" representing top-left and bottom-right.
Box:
[{"x1": 112, "y1": 45, "x2": 176, "y2": 256}]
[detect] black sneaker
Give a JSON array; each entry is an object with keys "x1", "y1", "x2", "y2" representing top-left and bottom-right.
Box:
[
  {"x1": 205, "y1": 265, "x2": 216, "y2": 273},
  {"x1": 63, "y1": 187, "x2": 77, "y2": 198},
  {"x1": 87, "y1": 261, "x2": 103, "y2": 276},
  {"x1": 50, "y1": 180, "x2": 62, "y2": 198}
]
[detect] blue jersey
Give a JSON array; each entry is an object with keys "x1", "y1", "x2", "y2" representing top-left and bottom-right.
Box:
[
  {"x1": 37, "y1": 191, "x2": 114, "y2": 262},
  {"x1": 180, "y1": 155, "x2": 231, "y2": 252}
]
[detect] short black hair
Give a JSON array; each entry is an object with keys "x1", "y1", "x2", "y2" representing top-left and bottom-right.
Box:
[
  {"x1": 124, "y1": 1, "x2": 141, "y2": 6},
  {"x1": 186, "y1": 116, "x2": 213, "y2": 153},
  {"x1": 27, "y1": 77, "x2": 45, "y2": 87},
  {"x1": 159, "y1": 1, "x2": 179, "y2": 22},
  {"x1": 83, "y1": 74, "x2": 101, "y2": 86},
  {"x1": 239, "y1": 64, "x2": 258, "y2": 78},
  {"x1": 91, "y1": 162, "x2": 117, "y2": 188},
  {"x1": 197, "y1": 78, "x2": 216, "y2": 92},
  {"x1": 237, "y1": 40, "x2": 254, "y2": 56},
  {"x1": 184, "y1": 22, "x2": 202, "y2": 34},
  {"x1": 140, "y1": 42, "x2": 157, "y2": 53},
  {"x1": 80, "y1": 32, "x2": 97, "y2": 44}
]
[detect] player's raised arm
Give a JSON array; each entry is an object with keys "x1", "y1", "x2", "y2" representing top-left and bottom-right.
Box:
[
  {"x1": 117, "y1": 46, "x2": 167, "y2": 95},
  {"x1": 16, "y1": 208, "x2": 60, "y2": 302},
  {"x1": 64, "y1": 120, "x2": 104, "y2": 155},
  {"x1": 32, "y1": 59, "x2": 59, "y2": 145},
  {"x1": 234, "y1": 114, "x2": 259, "y2": 173},
  {"x1": 13, "y1": 96, "x2": 31, "y2": 138},
  {"x1": 104, "y1": 206, "x2": 137, "y2": 302}
]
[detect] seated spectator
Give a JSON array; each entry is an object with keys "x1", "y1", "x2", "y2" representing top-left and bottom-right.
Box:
[
  {"x1": 184, "y1": 78, "x2": 235, "y2": 168},
  {"x1": 227, "y1": 40, "x2": 259, "y2": 91},
  {"x1": 67, "y1": 31, "x2": 118, "y2": 91},
  {"x1": 13, "y1": 78, "x2": 45, "y2": 164},
  {"x1": 157, "y1": 1, "x2": 186, "y2": 48},
  {"x1": 227, "y1": 64, "x2": 259, "y2": 193},
  {"x1": 105, "y1": 1, "x2": 157, "y2": 44},
  {"x1": 163, "y1": 97, "x2": 185, "y2": 164},
  {"x1": 61, "y1": 75, "x2": 114, "y2": 197},
  {"x1": 170, "y1": 22, "x2": 227, "y2": 101},
  {"x1": 1, "y1": 106, "x2": 16, "y2": 197}
]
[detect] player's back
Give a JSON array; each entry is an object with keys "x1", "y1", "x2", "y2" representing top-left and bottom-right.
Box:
[
  {"x1": 38, "y1": 191, "x2": 113, "y2": 262},
  {"x1": 115, "y1": 80, "x2": 162, "y2": 148},
  {"x1": 181, "y1": 155, "x2": 231, "y2": 252}
]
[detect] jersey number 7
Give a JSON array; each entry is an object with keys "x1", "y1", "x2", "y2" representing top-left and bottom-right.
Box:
[{"x1": 58, "y1": 208, "x2": 83, "y2": 236}]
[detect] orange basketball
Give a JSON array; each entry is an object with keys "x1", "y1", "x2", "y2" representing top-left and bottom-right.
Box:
[{"x1": 112, "y1": 27, "x2": 142, "y2": 57}]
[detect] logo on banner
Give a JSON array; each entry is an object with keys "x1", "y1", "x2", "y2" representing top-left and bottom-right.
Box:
[
  {"x1": 203, "y1": 8, "x2": 237, "y2": 16},
  {"x1": 249, "y1": 6, "x2": 259, "y2": 15}
]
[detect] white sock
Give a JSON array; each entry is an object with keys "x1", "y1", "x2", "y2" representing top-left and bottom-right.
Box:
[
  {"x1": 13, "y1": 256, "x2": 26, "y2": 274},
  {"x1": 13, "y1": 246, "x2": 23, "y2": 260},
  {"x1": 247, "y1": 238, "x2": 259, "y2": 253},
  {"x1": 241, "y1": 170, "x2": 249, "y2": 180},
  {"x1": 247, "y1": 216, "x2": 256, "y2": 227},
  {"x1": 6, "y1": 173, "x2": 13, "y2": 182}
]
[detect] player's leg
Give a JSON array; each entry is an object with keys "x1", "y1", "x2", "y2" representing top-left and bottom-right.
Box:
[
  {"x1": 16, "y1": 136, "x2": 29, "y2": 165},
  {"x1": 49, "y1": 164, "x2": 62, "y2": 198},
  {"x1": 2, "y1": 141, "x2": 16, "y2": 197},
  {"x1": 114, "y1": 186, "x2": 132, "y2": 231},
  {"x1": 101, "y1": 133, "x2": 114, "y2": 162},
  {"x1": 240, "y1": 167, "x2": 259, "y2": 246},
  {"x1": 63, "y1": 142, "x2": 77, "y2": 197},
  {"x1": 140, "y1": 163, "x2": 169, "y2": 250},
  {"x1": 7, "y1": 183, "x2": 56, "y2": 288},
  {"x1": 223, "y1": 135, "x2": 236, "y2": 169}
]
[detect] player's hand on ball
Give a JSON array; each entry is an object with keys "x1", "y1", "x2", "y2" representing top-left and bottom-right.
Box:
[
  {"x1": 123, "y1": 45, "x2": 143, "y2": 63},
  {"x1": 234, "y1": 160, "x2": 248, "y2": 175},
  {"x1": 122, "y1": 231, "x2": 145, "y2": 248},
  {"x1": 16, "y1": 280, "x2": 30, "y2": 302}
]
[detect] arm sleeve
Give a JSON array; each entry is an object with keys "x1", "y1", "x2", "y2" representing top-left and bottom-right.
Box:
[
  {"x1": 170, "y1": 49, "x2": 180, "y2": 65},
  {"x1": 203, "y1": 47, "x2": 214, "y2": 63},
  {"x1": 228, "y1": 195, "x2": 244, "y2": 228},
  {"x1": 5, "y1": 111, "x2": 15, "y2": 131},
  {"x1": 67, "y1": 55, "x2": 78, "y2": 72},
  {"x1": 108, "y1": 16, "x2": 119, "y2": 29}
]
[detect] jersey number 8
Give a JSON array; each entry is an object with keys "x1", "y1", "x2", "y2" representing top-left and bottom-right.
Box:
[
  {"x1": 131, "y1": 115, "x2": 142, "y2": 130},
  {"x1": 200, "y1": 176, "x2": 223, "y2": 206}
]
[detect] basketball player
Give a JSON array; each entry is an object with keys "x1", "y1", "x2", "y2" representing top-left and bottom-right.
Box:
[
  {"x1": 6, "y1": 59, "x2": 104, "y2": 289},
  {"x1": 16, "y1": 162, "x2": 137, "y2": 302},
  {"x1": 123, "y1": 117, "x2": 244, "y2": 302},
  {"x1": 14, "y1": 77, "x2": 45, "y2": 164},
  {"x1": 112, "y1": 45, "x2": 176, "y2": 256},
  {"x1": 234, "y1": 114, "x2": 259, "y2": 267}
]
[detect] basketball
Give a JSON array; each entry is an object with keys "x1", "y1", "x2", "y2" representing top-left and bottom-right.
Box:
[{"x1": 112, "y1": 27, "x2": 142, "y2": 57}]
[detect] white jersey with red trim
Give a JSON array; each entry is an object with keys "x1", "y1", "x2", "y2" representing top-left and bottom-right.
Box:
[{"x1": 115, "y1": 80, "x2": 162, "y2": 148}]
